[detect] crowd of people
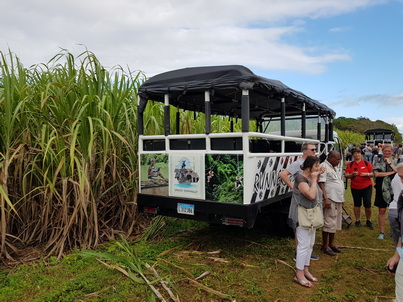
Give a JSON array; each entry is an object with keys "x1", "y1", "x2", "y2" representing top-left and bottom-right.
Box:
[
  {"x1": 345, "y1": 143, "x2": 403, "y2": 165},
  {"x1": 281, "y1": 142, "x2": 403, "y2": 300}
]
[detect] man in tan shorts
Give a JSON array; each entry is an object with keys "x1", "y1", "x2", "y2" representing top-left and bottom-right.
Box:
[{"x1": 318, "y1": 151, "x2": 344, "y2": 256}]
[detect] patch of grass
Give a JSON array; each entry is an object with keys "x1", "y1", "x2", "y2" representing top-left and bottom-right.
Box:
[
  {"x1": 245, "y1": 279, "x2": 263, "y2": 295},
  {"x1": 0, "y1": 189, "x2": 399, "y2": 301},
  {"x1": 320, "y1": 271, "x2": 342, "y2": 283},
  {"x1": 344, "y1": 291, "x2": 359, "y2": 301}
]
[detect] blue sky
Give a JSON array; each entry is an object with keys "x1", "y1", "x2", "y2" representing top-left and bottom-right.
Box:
[
  {"x1": 269, "y1": 1, "x2": 403, "y2": 132},
  {"x1": 251, "y1": 1, "x2": 403, "y2": 134},
  {"x1": 1, "y1": 0, "x2": 403, "y2": 134}
]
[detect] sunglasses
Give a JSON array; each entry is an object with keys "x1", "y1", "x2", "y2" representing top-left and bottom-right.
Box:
[{"x1": 309, "y1": 148, "x2": 317, "y2": 151}]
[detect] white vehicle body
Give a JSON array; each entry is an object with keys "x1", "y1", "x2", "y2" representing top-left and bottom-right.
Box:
[{"x1": 137, "y1": 65, "x2": 338, "y2": 227}]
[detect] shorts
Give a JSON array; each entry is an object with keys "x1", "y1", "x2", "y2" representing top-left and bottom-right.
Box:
[
  {"x1": 374, "y1": 187, "x2": 388, "y2": 208},
  {"x1": 323, "y1": 200, "x2": 343, "y2": 233},
  {"x1": 351, "y1": 185, "x2": 372, "y2": 208}
]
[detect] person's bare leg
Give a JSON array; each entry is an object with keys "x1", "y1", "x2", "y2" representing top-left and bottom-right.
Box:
[
  {"x1": 322, "y1": 231, "x2": 329, "y2": 249},
  {"x1": 354, "y1": 206, "x2": 361, "y2": 221},
  {"x1": 328, "y1": 232, "x2": 335, "y2": 247},
  {"x1": 365, "y1": 207, "x2": 372, "y2": 221},
  {"x1": 304, "y1": 266, "x2": 318, "y2": 282},
  {"x1": 378, "y1": 207, "x2": 386, "y2": 234}
]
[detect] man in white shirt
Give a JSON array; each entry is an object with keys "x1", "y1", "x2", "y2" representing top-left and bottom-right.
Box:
[{"x1": 318, "y1": 151, "x2": 345, "y2": 256}]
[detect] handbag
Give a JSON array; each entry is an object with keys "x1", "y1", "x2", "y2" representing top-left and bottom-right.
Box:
[{"x1": 298, "y1": 203, "x2": 324, "y2": 230}]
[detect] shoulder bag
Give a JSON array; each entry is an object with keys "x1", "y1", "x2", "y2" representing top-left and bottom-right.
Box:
[{"x1": 297, "y1": 203, "x2": 324, "y2": 230}]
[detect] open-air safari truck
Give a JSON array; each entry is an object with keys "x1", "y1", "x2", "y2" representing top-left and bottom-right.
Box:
[
  {"x1": 137, "y1": 65, "x2": 340, "y2": 228},
  {"x1": 364, "y1": 128, "x2": 394, "y2": 146}
]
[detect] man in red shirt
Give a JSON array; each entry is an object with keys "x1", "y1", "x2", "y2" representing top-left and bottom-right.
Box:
[{"x1": 344, "y1": 148, "x2": 374, "y2": 228}]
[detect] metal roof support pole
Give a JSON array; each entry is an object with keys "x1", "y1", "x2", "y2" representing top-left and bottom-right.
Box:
[
  {"x1": 256, "y1": 120, "x2": 263, "y2": 133},
  {"x1": 317, "y1": 114, "x2": 321, "y2": 141},
  {"x1": 325, "y1": 116, "x2": 329, "y2": 142},
  {"x1": 137, "y1": 98, "x2": 144, "y2": 135},
  {"x1": 301, "y1": 103, "x2": 306, "y2": 138},
  {"x1": 164, "y1": 94, "x2": 170, "y2": 136},
  {"x1": 205, "y1": 91, "x2": 211, "y2": 134},
  {"x1": 242, "y1": 90, "x2": 250, "y2": 132},
  {"x1": 329, "y1": 117, "x2": 334, "y2": 141},
  {"x1": 176, "y1": 107, "x2": 180, "y2": 134},
  {"x1": 281, "y1": 98, "x2": 285, "y2": 136}
]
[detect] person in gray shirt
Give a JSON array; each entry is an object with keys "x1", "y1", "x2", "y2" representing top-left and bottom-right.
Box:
[{"x1": 280, "y1": 142, "x2": 320, "y2": 262}]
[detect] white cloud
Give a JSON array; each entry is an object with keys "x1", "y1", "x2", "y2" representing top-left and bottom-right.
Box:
[
  {"x1": 384, "y1": 117, "x2": 403, "y2": 135},
  {"x1": 331, "y1": 92, "x2": 403, "y2": 108},
  {"x1": 0, "y1": 0, "x2": 383, "y2": 74},
  {"x1": 329, "y1": 26, "x2": 352, "y2": 32},
  {"x1": 358, "y1": 93, "x2": 403, "y2": 106},
  {"x1": 330, "y1": 92, "x2": 403, "y2": 135}
]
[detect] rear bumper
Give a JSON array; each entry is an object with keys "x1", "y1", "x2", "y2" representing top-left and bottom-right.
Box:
[{"x1": 138, "y1": 192, "x2": 291, "y2": 228}]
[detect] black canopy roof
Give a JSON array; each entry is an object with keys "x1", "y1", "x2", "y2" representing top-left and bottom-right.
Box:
[
  {"x1": 138, "y1": 65, "x2": 335, "y2": 120},
  {"x1": 364, "y1": 128, "x2": 394, "y2": 135}
]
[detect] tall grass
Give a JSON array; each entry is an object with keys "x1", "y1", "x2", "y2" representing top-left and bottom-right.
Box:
[
  {"x1": 0, "y1": 49, "x2": 143, "y2": 259},
  {"x1": 0, "y1": 49, "x2": 253, "y2": 260}
]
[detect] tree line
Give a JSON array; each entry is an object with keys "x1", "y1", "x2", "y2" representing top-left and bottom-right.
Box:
[{"x1": 334, "y1": 117, "x2": 402, "y2": 149}]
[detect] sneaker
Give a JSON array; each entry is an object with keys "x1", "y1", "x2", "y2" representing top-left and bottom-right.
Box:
[
  {"x1": 378, "y1": 233, "x2": 385, "y2": 240},
  {"x1": 355, "y1": 220, "x2": 361, "y2": 227},
  {"x1": 293, "y1": 253, "x2": 319, "y2": 261},
  {"x1": 366, "y1": 220, "x2": 374, "y2": 230}
]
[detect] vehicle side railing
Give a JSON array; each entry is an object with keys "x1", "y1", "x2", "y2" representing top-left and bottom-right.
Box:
[{"x1": 139, "y1": 132, "x2": 320, "y2": 156}]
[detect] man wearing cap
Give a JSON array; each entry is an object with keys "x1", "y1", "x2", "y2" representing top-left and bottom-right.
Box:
[{"x1": 344, "y1": 148, "x2": 374, "y2": 229}]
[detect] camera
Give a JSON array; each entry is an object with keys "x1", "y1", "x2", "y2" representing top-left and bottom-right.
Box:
[{"x1": 386, "y1": 264, "x2": 398, "y2": 274}]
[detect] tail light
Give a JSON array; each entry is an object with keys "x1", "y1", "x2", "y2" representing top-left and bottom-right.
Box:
[
  {"x1": 143, "y1": 207, "x2": 159, "y2": 214},
  {"x1": 221, "y1": 217, "x2": 245, "y2": 227}
]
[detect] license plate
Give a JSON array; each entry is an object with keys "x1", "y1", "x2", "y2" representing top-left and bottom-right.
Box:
[{"x1": 177, "y1": 203, "x2": 194, "y2": 215}]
